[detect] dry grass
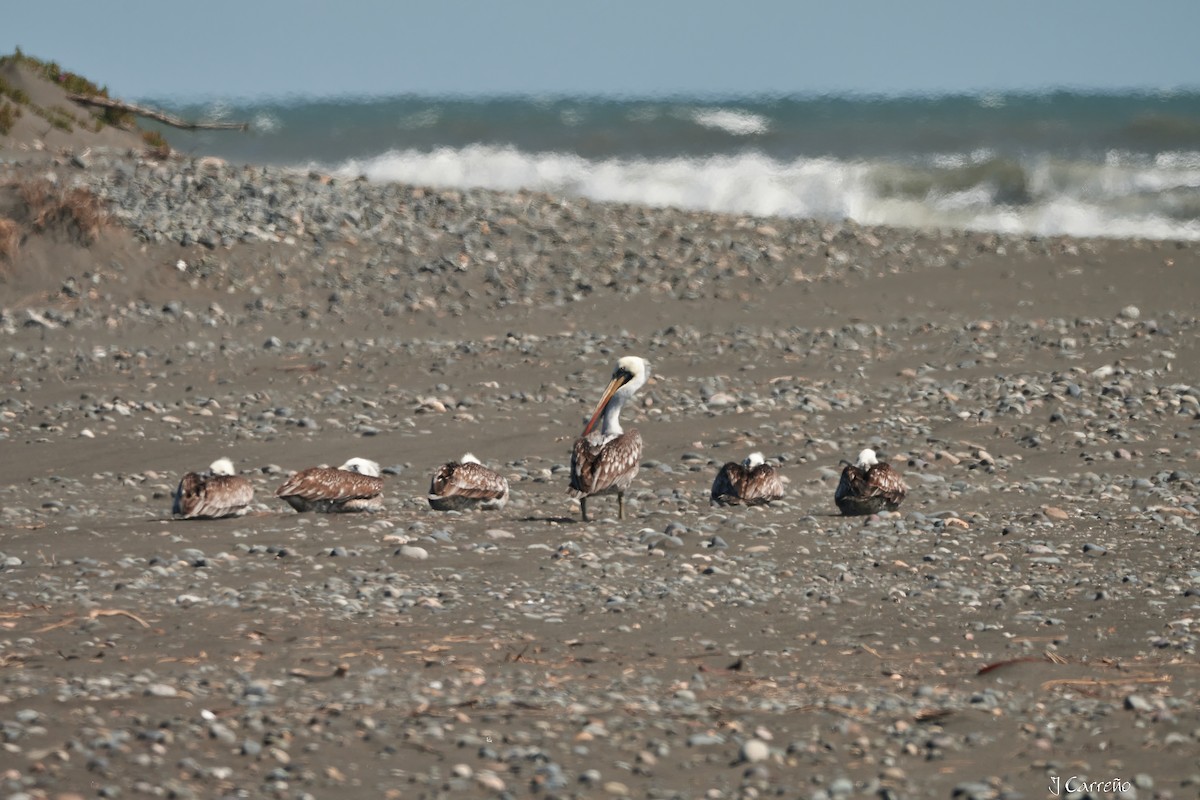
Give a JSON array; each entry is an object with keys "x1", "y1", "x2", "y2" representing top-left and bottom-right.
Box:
[
  {"x1": 0, "y1": 100, "x2": 19, "y2": 134},
  {"x1": 14, "y1": 178, "x2": 107, "y2": 245},
  {"x1": 142, "y1": 129, "x2": 170, "y2": 159},
  {"x1": 0, "y1": 217, "x2": 19, "y2": 265},
  {"x1": 0, "y1": 178, "x2": 108, "y2": 270}
]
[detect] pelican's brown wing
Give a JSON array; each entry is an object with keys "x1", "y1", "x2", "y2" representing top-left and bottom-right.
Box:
[
  {"x1": 742, "y1": 464, "x2": 785, "y2": 505},
  {"x1": 835, "y1": 462, "x2": 906, "y2": 514},
  {"x1": 173, "y1": 472, "x2": 203, "y2": 517},
  {"x1": 174, "y1": 473, "x2": 254, "y2": 519},
  {"x1": 712, "y1": 463, "x2": 784, "y2": 505},
  {"x1": 430, "y1": 462, "x2": 509, "y2": 503},
  {"x1": 569, "y1": 429, "x2": 643, "y2": 496},
  {"x1": 866, "y1": 463, "x2": 907, "y2": 509},
  {"x1": 835, "y1": 464, "x2": 868, "y2": 509},
  {"x1": 276, "y1": 467, "x2": 383, "y2": 502},
  {"x1": 710, "y1": 462, "x2": 747, "y2": 505}
]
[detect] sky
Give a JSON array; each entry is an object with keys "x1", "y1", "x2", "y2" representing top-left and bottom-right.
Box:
[{"x1": 4, "y1": 0, "x2": 1199, "y2": 100}]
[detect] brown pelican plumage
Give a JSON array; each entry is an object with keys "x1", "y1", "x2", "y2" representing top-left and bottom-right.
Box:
[
  {"x1": 569, "y1": 355, "x2": 649, "y2": 522},
  {"x1": 276, "y1": 457, "x2": 384, "y2": 513},
  {"x1": 711, "y1": 452, "x2": 785, "y2": 506},
  {"x1": 428, "y1": 453, "x2": 510, "y2": 511},
  {"x1": 172, "y1": 457, "x2": 254, "y2": 520},
  {"x1": 834, "y1": 448, "x2": 907, "y2": 516}
]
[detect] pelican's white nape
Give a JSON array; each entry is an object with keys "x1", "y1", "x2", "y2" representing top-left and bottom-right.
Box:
[
  {"x1": 209, "y1": 457, "x2": 236, "y2": 476},
  {"x1": 339, "y1": 457, "x2": 381, "y2": 477},
  {"x1": 855, "y1": 448, "x2": 879, "y2": 469}
]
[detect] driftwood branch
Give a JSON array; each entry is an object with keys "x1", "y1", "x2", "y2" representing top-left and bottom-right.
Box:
[{"x1": 67, "y1": 94, "x2": 250, "y2": 132}]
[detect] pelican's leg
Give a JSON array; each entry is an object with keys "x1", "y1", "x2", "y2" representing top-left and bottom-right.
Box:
[
  {"x1": 617, "y1": 491, "x2": 625, "y2": 520},
  {"x1": 580, "y1": 497, "x2": 589, "y2": 522}
]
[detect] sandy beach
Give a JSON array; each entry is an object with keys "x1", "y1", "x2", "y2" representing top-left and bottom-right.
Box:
[{"x1": 2, "y1": 67, "x2": 1200, "y2": 800}]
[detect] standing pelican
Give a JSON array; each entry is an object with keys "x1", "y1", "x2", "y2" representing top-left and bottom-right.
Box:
[
  {"x1": 276, "y1": 457, "x2": 384, "y2": 513},
  {"x1": 569, "y1": 356, "x2": 649, "y2": 521},
  {"x1": 711, "y1": 452, "x2": 785, "y2": 506},
  {"x1": 173, "y1": 457, "x2": 254, "y2": 519},
  {"x1": 834, "y1": 448, "x2": 907, "y2": 516},
  {"x1": 428, "y1": 453, "x2": 510, "y2": 511}
]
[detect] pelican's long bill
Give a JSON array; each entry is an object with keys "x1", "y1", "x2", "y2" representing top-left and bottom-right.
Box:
[{"x1": 583, "y1": 370, "x2": 632, "y2": 435}]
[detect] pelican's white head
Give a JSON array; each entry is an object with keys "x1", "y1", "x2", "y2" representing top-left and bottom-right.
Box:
[
  {"x1": 340, "y1": 457, "x2": 381, "y2": 477},
  {"x1": 583, "y1": 355, "x2": 651, "y2": 437},
  {"x1": 856, "y1": 449, "x2": 879, "y2": 469},
  {"x1": 614, "y1": 356, "x2": 649, "y2": 391},
  {"x1": 743, "y1": 452, "x2": 766, "y2": 468},
  {"x1": 209, "y1": 457, "x2": 236, "y2": 476},
  {"x1": 460, "y1": 453, "x2": 481, "y2": 465}
]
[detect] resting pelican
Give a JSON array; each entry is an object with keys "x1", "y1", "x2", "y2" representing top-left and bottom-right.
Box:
[
  {"x1": 711, "y1": 452, "x2": 785, "y2": 506},
  {"x1": 568, "y1": 355, "x2": 649, "y2": 521},
  {"x1": 428, "y1": 453, "x2": 510, "y2": 511},
  {"x1": 834, "y1": 448, "x2": 907, "y2": 516},
  {"x1": 276, "y1": 457, "x2": 384, "y2": 513},
  {"x1": 173, "y1": 457, "x2": 254, "y2": 519}
]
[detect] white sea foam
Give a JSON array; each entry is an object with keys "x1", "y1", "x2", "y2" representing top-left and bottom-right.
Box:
[
  {"x1": 691, "y1": 109, "x2": 769, "y2": 136},
  {"x1": 328, "y1": 145, "x2": 1200, "y2": 241},
  {"x1": 1154, "y1": 150, "x2": 1200, "y2": 169},
  {"x1": 252, "y1": 113, "x2": 281, "y2": 133},
  {"x1": 204, "y1": 100, "x2": 233, "y2": 121}
]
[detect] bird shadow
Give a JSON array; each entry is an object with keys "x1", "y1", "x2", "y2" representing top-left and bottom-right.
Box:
[
  {"x1": 519, "y1": 514, "x2": 581, "y2": 524},
  {"x1": 154, "y1": 510, "x2": 281, "y2": 522}
]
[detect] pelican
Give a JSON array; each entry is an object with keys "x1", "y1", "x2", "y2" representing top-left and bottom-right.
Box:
[
  {"x1": 834, "y1": 448, "x2": 907, "y2": 516},
  {"x1": 568, "y1": 355, "x2": 649, "y2": 521},
  {"x1": 711, "y1": 452, "x2": 785, "y2": 506},
  {"x1": 172, "y1": 457, "x2": 254, "y2": 519},
  {"x1": 428, "y1": 453, "x2": 510, "y2": 511},
  {"x1": 276, "y1": 457, "x2": 384, "y2": 513}
]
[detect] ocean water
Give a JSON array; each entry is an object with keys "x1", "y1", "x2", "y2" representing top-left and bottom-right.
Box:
[{"x1": 148, "y1": 92, "x2": 1200, "y2": 241}]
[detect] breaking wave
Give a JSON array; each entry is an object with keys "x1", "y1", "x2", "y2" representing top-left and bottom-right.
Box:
[
  {"x1": 330, "y1": 145, "x2": 1200, "y2": 241},
  {"x1": 691, "y1": 109, "x2": 769, "y2": 136}
]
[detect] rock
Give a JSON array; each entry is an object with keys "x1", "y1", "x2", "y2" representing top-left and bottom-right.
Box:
[
  {"x1": 740, "y1": 738, "x2": 770, "y2": 763},
  {"x1": 1042, "y1": 506, "x2": 1070, "y2": 521}
]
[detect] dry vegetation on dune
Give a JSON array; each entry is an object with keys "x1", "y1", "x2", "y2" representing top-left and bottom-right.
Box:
[
  {"x1": 17, "y1": 179, "x2": 108, "y2": 242},
  {"x1": 0, "y1": 216, "x2": 18, "y2": 265},
  {"x1": 0, "y1": 177, "x2": 108, "y2": 265},
  {"x1": 0, "y1": 48, "x2": 131, "y2": 130},
  {"x1": 0, "y1": 100, "x2": 20, "y2": 134},
  {"x1": 1, "y1": 48, "x2": 175, "y2": 157}
]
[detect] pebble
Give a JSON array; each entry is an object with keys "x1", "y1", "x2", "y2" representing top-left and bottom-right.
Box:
[
  {"x1": 398, "y1": 545, "x2": 429, "y2": 560},
  {"x1": 740, "y1": 738, "x2": 770, "y2": 763}
]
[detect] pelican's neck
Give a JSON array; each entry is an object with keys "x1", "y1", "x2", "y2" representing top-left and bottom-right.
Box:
[
  {"x1": 598, "y1": 373, "x2": 646, "y2": 436},
  {"x1": 598, "y1": 394, "x2": 627, "y2": 436}
]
